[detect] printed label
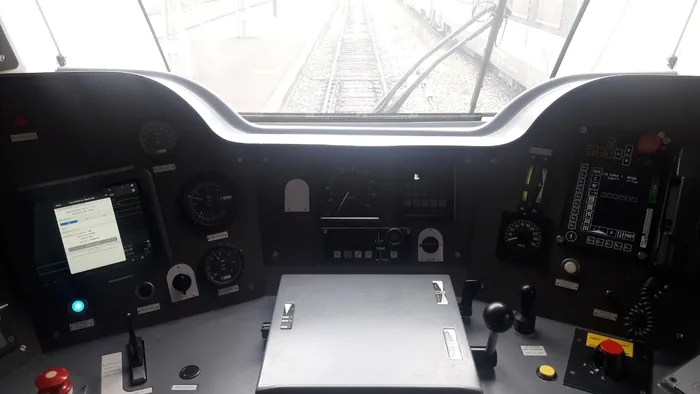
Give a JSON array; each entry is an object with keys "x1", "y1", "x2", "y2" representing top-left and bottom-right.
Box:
[
  {"x1": 137, "y1": 303, "x2": 161, "y2": 315},
  {"x1": 217, "y1": 285, "x2": 239, "y2": 296},
  {"x1": 152, "y1": 164, "x2": 176, "y2": 173},
  {"x1": 554, "y1": 278, "x2": 579, "y2": 291},
  {"x1": 10, "y1": 132, "x2": 38, "y2": 142},
  {"x1": 520, "y1": 345, "x2": 547, "y2": 356},
  {"x1": 172, "y1": 385, "x2": 198, "y2": 391},
  {"x1": 585, "y1": 332, "x2": 633, "y2": 357},
  {"x1": 529, "y1": 147, "x2": 553, "y2": 156},
  {"x1": 593, "y1": 308, "x2": 618, "y2": 322},
  {"x1": 206, "y1": 231, "x2": 229, "y2": 242},
  {"x1": 69, "y1": 319, "x2": 95, "y2": 332}
]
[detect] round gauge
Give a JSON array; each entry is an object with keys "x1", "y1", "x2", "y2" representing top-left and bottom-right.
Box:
[
  {"x1": 502, "y1": 219, "x2": 543, "y2": 258},
  {"x1": 183, "y1": 174, "x2": 235, "y2": 227},
  {"x1": 201, "y1": 244, "x2": 244, "y2": 287},
  {"x1": 139, "y1": 120, "x2": 178, "y2": 155},
  {"x1": 327, "y1": 168, "x2": 374, "y2": 214}
]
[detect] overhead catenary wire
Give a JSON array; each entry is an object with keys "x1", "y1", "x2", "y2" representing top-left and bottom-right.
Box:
[{"x1": 372, "y1": 4, "x2": 496, "y2": 113}]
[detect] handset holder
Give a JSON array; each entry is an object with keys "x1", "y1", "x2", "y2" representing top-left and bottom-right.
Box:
[{"x1": 125, "y1": 313, "x2": 148, "y2": 386}]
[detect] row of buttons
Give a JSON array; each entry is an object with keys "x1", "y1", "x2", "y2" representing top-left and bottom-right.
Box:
[
  {"x1": 404, "y1": 198, "x2": 447, "y2": 208},
  {"x1": 585, "y1": 141, "x2": 633, "y2": 166},
  {"x1": 600, "y1": 192, "x2": 638, "y2": 203},
  {"x1": 586, "y1": 236, "x2": 633, "y2": 252},
  {"x1": 333, "y1": 250, "x2": 399, "y2": 259},
  {"x1": 568, "y1": 164, "x2": 589, "y2": 230}
]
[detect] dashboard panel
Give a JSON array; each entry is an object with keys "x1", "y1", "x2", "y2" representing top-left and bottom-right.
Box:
[{"x1": 1, "y1": 72, "x2": 700, "y2": 362}]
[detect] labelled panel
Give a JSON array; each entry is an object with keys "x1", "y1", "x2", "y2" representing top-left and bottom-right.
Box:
[{"x1": 417, "y1": 228, "x2": 443, "y2": 262}]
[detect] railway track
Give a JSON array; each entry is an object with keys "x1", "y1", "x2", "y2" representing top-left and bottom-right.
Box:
[{"x1": 322, "y1": 0, "x2": 388, "y2": 112}]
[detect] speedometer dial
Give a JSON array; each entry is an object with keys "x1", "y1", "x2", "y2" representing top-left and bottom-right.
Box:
[
  {"x1": 327, "y1": 168, "x2": 374, "y2": 216},
  {"x1": 183, "y1": 174, "x2": 235, "y2": 227},
  {"x1": 502, "y1": 219, "x2": 543, "y2": 258},
  {"x1": 139, "y1": 120, "x2": 178, "y2": 155},
  {"x1": 201, "y1": 244, "x2": 244, "y2": 287}
]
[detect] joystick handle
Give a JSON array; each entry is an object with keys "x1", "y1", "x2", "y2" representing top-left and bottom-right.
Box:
[
  {"x1": 484, "y1": 302, "x2": 514, "y2": 356},
  {"x1": 520, "y1": 285, "x2": 536, "y2": 317},
  {"x1": 459, "y1": 280, "x2": 482, "y2": 318},
  {"x1": 471, "y1": 302, "x2": 514, "y2": 370},
  {"x1": 483, "y1": 302, "x2": 515, "y2": 334},
  {"x1": 514, "y1": 285, "x2": 537, "y2": 335}
]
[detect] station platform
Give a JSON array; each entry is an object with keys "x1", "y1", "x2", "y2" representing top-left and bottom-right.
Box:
[{"x1": 155, "y1": 0, "x2": 338, "y2": 112}]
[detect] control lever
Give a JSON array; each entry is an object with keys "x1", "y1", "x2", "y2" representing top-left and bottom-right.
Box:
[
  {"x1": 459, "y1": 280, "x2": 482, "y2": 323},
  {"x1": 514, "y1": 284, "x2": 537, "y2": 335},
  {"x1": 471, "y1": 302, "x2": 514, "y2": 370},
  {"x1": 125, "y1": 313, "x2": 147, "y2": 386}
]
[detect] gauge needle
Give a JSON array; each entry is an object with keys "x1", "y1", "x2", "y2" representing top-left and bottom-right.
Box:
[
  {"x1": 337, "y1": 192, "x2": 350, "y2": 210},
  {"x1": 505, "y1": 237, "x2": 519, "y2": 242},
  {"x1": 187, "y1": 195, "x2": 203, "y2": 201},
  {"x1": 213, "y1": 252, "x2": 222, "y2": 262}
]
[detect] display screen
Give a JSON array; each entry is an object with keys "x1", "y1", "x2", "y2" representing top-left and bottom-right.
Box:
[
  {"x1": 54, "y1": 196, "x2": 126, "y2": 274},
  {"x1": 587, "y1": 169, "x2": 647, "y2": 243},
  {"x1": 35, "y1": 183, "x2": 153, "y2": 276}
]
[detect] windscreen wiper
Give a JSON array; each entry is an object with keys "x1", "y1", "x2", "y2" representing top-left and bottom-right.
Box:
[
  {"x1": 374, "y1": 0, "x2": 510, "y2": 114},
  {"x1": 550, "y1": 0, "x2": 590, "y2": 78}
]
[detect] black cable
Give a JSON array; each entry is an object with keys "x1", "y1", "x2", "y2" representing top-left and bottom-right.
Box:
[
  {"x1": 373, "y1": 5, "x2": 495, "y2": 113},
  {"x1": 624, "y1": 277, "x2": 669, "y2": 342}
]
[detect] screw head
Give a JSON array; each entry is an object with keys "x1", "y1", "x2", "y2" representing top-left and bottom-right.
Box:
[
  {"x1": 638, "y1": 251, "x2": 647, "y2": 260},
  {"x1": 579, "y1": 127, "x2": 588, "y2": 134},
  {"x1": 20, "y1": 345, "x2": 27, "y2": 352},
  {"x1": 556, "y1": 235, "x2": 565, "y2": 244}
]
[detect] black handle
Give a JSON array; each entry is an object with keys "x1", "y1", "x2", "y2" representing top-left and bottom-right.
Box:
[
  {"x1": 460, "y1": 280, "x2": 483, "y2": 317},
  {"x1": 520, "y1": 285, "x2": 536, "y2": 317}
]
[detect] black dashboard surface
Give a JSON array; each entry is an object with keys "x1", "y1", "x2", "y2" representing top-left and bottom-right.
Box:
[{"x1": 1, "y1": 71, "x2": 700, "y2": 392}]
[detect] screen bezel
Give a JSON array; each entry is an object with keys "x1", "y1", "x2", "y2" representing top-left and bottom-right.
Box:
[{"x1": 16, "y1": 168, "x2": 171, "y2": 283}]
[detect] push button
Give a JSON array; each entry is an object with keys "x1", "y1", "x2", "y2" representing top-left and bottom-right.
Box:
[{"x1": 536, "y1": 365, "x2": 557, "y2": 381}]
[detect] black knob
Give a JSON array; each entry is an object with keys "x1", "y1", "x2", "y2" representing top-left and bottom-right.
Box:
[
  {"x1": 459, "y1": 280, "x2": 483, "y2": 318},
  {"x1": 420, "y1": 236, "x2": 440, "y2": 253},
  {"x1": 385, "y1": 228, "x2": 404, "y2": 245},
  {"x1": 514, "y1": 284, "x2": 537, "y2": 335},
  {"x1": 593, "y1": 340, "x2": 626, "y2": 380},
  {"x1": 172, "y1": 273, "x2": 192, "y2": 295},
  {"x1": 483, "y1": 302, "x2": 515, "y2": 333}
]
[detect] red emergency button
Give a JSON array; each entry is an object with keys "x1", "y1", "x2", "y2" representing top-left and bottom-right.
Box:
[
  {"x1": 599, "y1": 339, "x2": 624, "y2": 356},
  {"x1": 35, "y1": 368, "x2": 73, "y2": 394},
  {"x1": 637, "y1": 134, "x2": 662, "y2": 155},
  {"x1": 12, "y1": 115, "x2": 29, "y2": 128}
]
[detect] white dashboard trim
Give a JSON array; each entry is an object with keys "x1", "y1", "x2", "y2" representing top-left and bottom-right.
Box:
[{"x1": 57, "y1": 69, "x2": 675, "y2": 147}]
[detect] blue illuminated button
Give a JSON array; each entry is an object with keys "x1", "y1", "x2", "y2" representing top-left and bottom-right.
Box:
[{"x1": 71, "y1": 300, "x2": 86, "y2": 313}]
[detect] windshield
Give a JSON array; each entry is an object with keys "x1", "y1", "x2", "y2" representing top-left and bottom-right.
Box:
[{"x1": 17, "y1": 0, "x2": 700, "y2": 114}]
